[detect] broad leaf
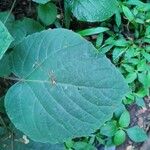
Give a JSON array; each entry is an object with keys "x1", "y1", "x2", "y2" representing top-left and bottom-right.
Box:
[
  {"x1": 0, "y1": 127, "x2": 64, "y2": 150},
  {"x1": 0, "y1": 21, "x2": 13, "y2": 60},
  {"x1": 70, "y1": 0, "x2": 118, "y2": 22},
  {"x1": 5, "y1": 29, "x2": 128, "y2": 143}
]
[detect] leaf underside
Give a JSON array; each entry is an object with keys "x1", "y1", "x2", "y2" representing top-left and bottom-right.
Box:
[{"x1": 5, "y1": 29, "x2": 128, "y2": 143}]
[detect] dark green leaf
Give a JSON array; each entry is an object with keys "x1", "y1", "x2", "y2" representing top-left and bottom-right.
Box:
[
  {"x1": 122, "y1": 5, "x2": 134, "y2": 21},
  {"x1": 126, "y1": 126, "x2": 148, "y2": 142},
  {"x1": 38, "y1": 3, "x2": 57, "y2": 26}
]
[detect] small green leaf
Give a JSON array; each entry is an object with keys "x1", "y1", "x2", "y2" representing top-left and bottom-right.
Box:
[
  {"x1": 122, "y1": 64, "x2": 134, "y2": 73},
  {"x1": 100, "y1": 121, "x2": 117, "y2": 137},
  {"x1": 96, "y1": 33, "x2": 103, "y2": 48},
  {"x1": 137, "y1": 59, "x2": 147, "y2": 72},
  {"x1": 77, "y1": 27, "x2": 109, "y2": 36},
  {"x1": 38, "y1": 3, "x2": 57, "y2": 26},
  {"x1": 0, "y1": 21, "x2": 13, "y2": 60},
  {"x1": 113, "y1": 130, "x2": 126, "y2": 146},
  {"x1": 114, "y1": 104, "x2": 126, "y2": 119},
  {"x1": 115, "y1": 11, "x2": 121, "y2": 27},
  {"x1": 114, "y1": 39, "x2": 129, "y2": 47},
  {"x1": 126, "y1": 126, "x2": 148, "y2": 142},
  {"x1": 65, "y1": 139, "x2": 74, "y2": 149},
  {"x1": 126, "y1": 72, "x2": 137, "y2": 83},
  {"x1": 136, "y1": 88, "x2": 149, "y2": 97},
  {"x1": 113, "y1": 47, "x2": 126, "y2": 62},
  {"x1": 99, "y1": 45, "x2": 113, "y2": 54},
  {"x1": 138, "y1": 72, "x2": 150, "y2": 88},
  {"x1": 142, "y1": 51, "x2": 150, "y2": 62},
  {"x1": 122, "y1": 5, "x2": 135, "y2": 21},
  {"x1": 119, "y1": 111, "x2": 130, "y2": 128}
]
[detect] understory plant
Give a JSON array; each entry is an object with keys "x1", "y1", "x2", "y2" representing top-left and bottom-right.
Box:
[{"x1": 0, "y1": 0, "x2": 149, "y2": 149}]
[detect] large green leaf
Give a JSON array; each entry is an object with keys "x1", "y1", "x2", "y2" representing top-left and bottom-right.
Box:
[
  {"x1": 0, "y1": 127, "x2": 64, "y2": 150},
  {"x1": 5, "y1": 29, "x2": 128, "y2": 143},
  {"x1": 70, "y1": 0, "x2": 118, "y2": 22},
  {"x1": 0, "y1": 21, "x2": 13, "y2": 60}
]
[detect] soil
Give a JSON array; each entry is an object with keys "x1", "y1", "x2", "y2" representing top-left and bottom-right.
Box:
[{"x1": 0, "y1": 0, "x2": 150, "y2": 150}]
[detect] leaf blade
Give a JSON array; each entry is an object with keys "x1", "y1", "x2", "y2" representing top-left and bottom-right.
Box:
[{"x1": 5, "y1": 29, "x2": 129, "y2": 143}]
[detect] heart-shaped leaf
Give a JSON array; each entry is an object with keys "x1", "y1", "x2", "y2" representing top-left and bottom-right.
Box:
[{"x1": 5, "y1": 29, "x2": 128, "y2": 143}]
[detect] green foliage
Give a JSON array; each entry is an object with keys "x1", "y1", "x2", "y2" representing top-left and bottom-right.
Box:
[
  {"x1": 0, "y1": 54, "x2": 11, "y2": 77},
  {"x1": 0, "y1": 21, "x2": 13, "y2": 60},
  {"x1": 98, "y1": 0, "x2": 150, "y2": 105},
  {"x1": 0, "y1": 0, "x2": 149, "y2": 148},
  {"x1": 5, "y1": 29, "x2": 128, "y2": 143},
  {"x1": 66, "y1": 0, "x2": 118, "y2": 22},
  {"x1": 100, "y1": 121, "x2": 118, "y2": 137},
  {"x1": 78, "y1": 27, "x2": 109, "y2": 36},
  {"x1": 113, "y1": 130, "x2": 126, "y2": 146},
  {"x1": 38, "y1": 2, "x2": 57, "y2": 26},
  {"x1": 126, "y1": 126, "x2": 148, "y2": 142},
  {"x1": 0, "y1": 12, "x2": 44, "y2": 47},
  {"x1": 119, "y1": 111, "x2": 130, "y2": 128}
]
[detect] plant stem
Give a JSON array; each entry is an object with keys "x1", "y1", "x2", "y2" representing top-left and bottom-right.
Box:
[{"x1": 4, "y1": 0, "x2": 16, "y2": 25}]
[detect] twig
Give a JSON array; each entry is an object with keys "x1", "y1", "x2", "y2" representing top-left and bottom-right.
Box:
[{"x1": 4, "y1": 0, "x2": 16, "y2": 25}]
